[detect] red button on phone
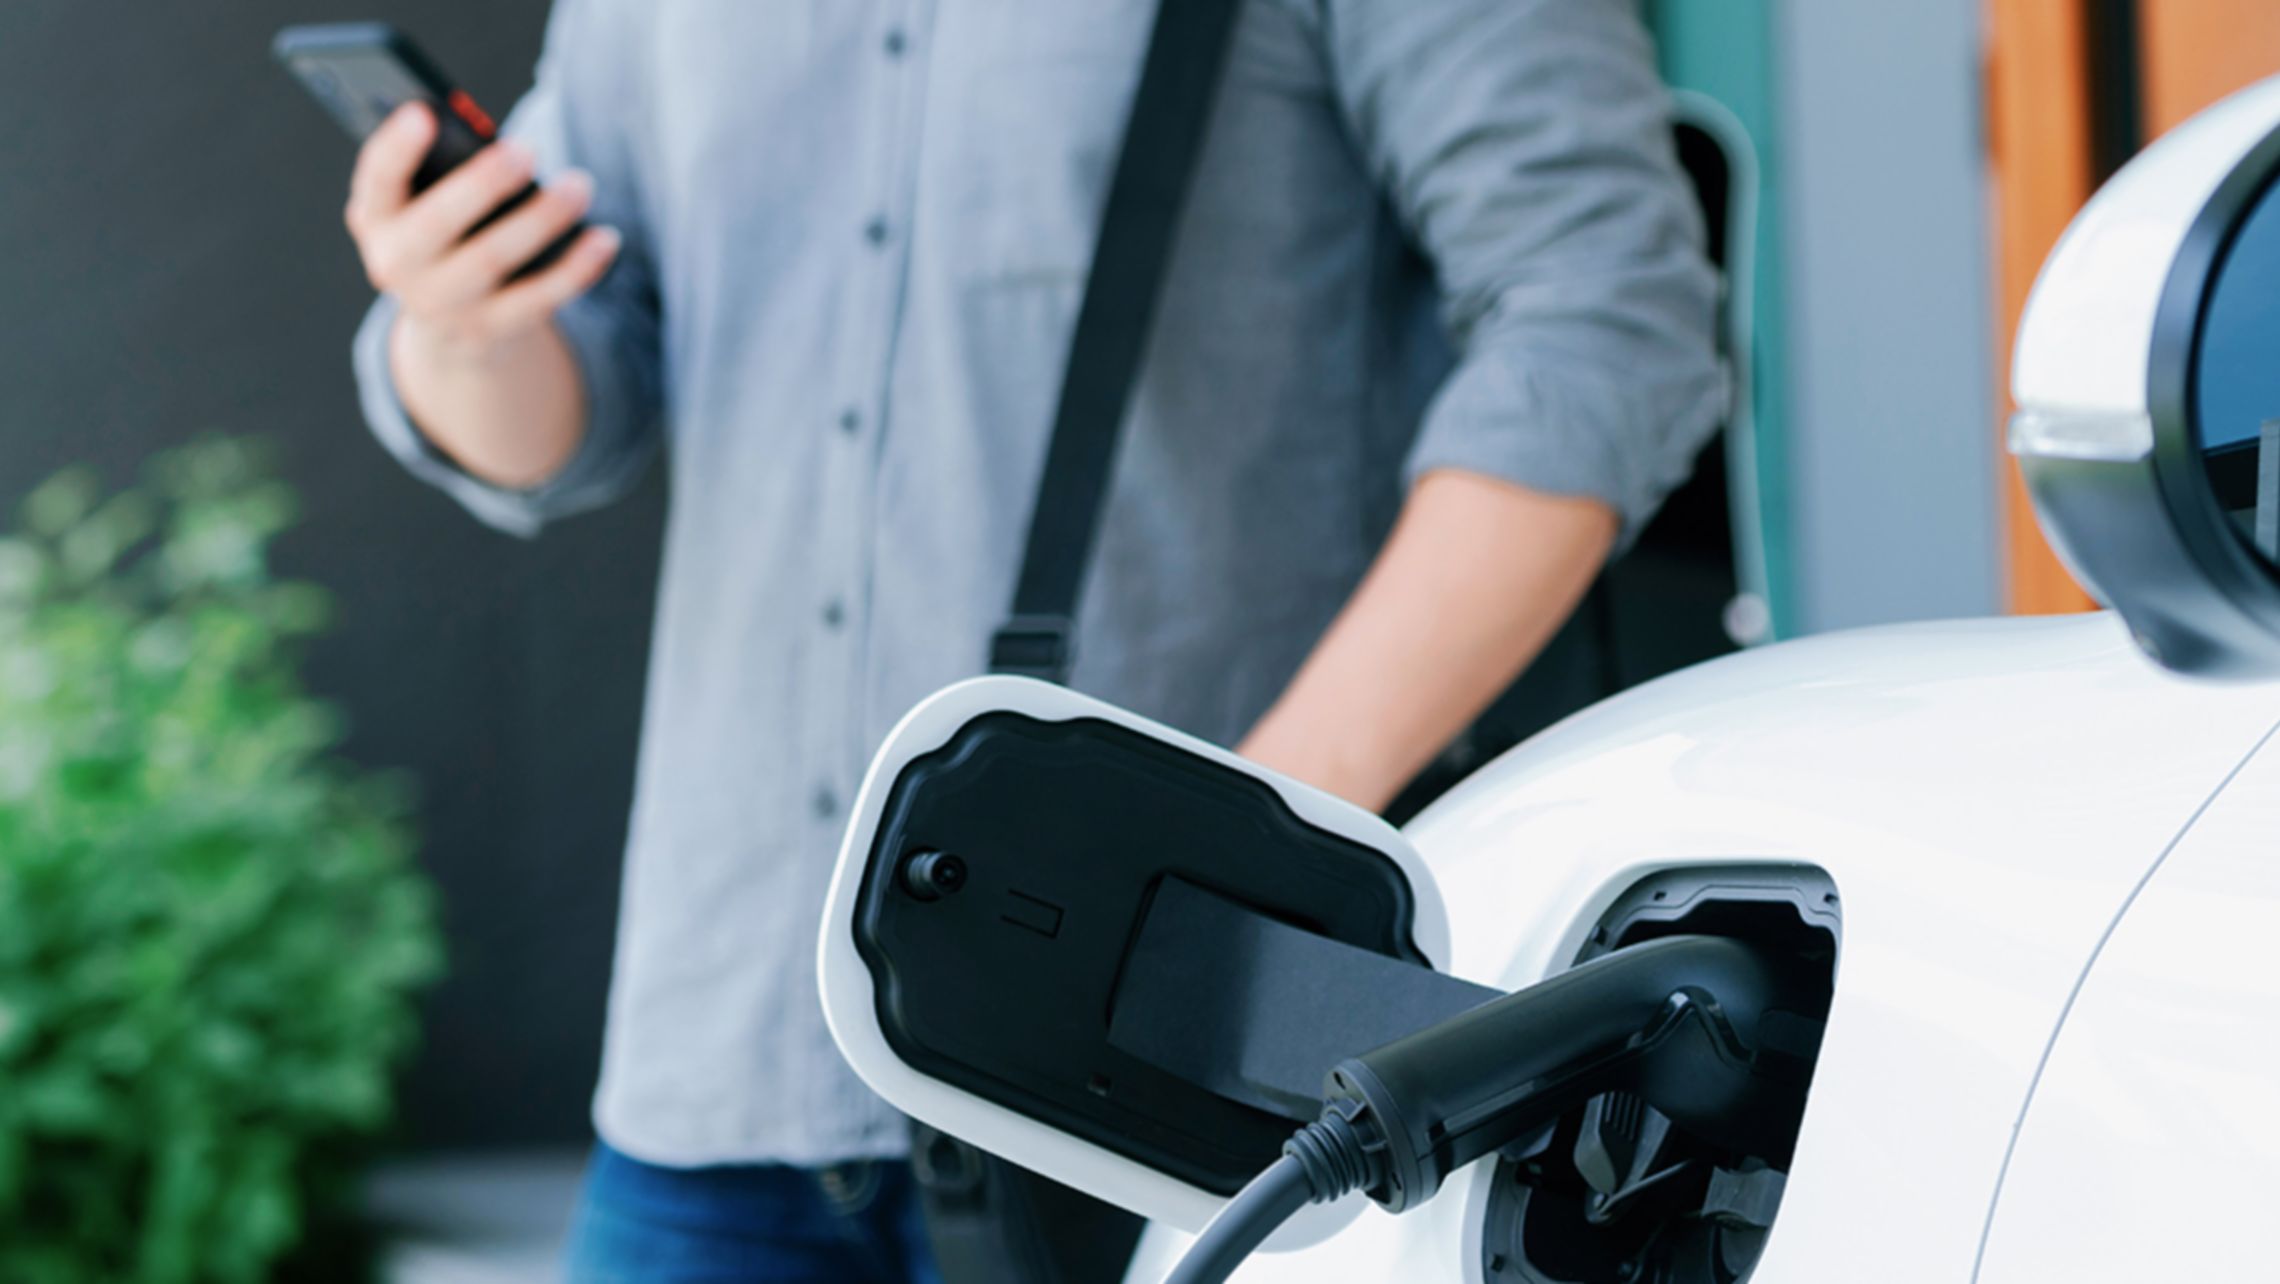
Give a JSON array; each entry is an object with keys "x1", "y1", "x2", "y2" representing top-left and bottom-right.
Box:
[{"x1": 447, "y1": 89, "x2": 496, "y2": 139}]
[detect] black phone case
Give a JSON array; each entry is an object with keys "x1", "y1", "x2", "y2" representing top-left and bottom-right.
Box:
[{"x1": 273, "y1": 22, "x2": 583, "y2": 278}]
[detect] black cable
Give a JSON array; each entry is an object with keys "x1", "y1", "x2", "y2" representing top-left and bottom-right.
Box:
[
  {"x1": 1163, "y1": 1112, "x2": 1382, "y2": 1284},
  {"x1": 1161, "y1": 1155, "x2": 1314, "y2": 1284}
]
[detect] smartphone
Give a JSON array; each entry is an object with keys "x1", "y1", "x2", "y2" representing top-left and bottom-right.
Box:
[{"x1": 273, "y1": 22, "x2": 582, "y2": 278}]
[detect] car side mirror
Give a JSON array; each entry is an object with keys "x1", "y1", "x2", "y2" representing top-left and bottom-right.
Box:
[{"x1": 2013, "y1": 75, "x2": 2280, "y2": 678}]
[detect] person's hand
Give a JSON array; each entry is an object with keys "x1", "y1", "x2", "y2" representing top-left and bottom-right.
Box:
[{"x1": 344, "y1": 102, "x2": 620, "y2": 361}]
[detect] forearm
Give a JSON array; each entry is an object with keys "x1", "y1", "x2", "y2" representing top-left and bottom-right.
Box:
[
  {"x1": 1239, "y1": 469, "x2": 1617, "y2": 812},
  {"x1": 388, "y1": 310, "x2": 587, "y2": 491}
]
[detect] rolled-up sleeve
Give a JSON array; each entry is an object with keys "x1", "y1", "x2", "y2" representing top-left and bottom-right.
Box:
[
  {"x1": 1310, "y1": 0, "x2": 1725, "y2": 544},
  {"x1": 351, "y1": 0, "x2": 663, "y2": 538}
]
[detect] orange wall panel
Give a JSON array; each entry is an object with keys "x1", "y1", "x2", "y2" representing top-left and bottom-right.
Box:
[
  {"x1": 1987, "y1": 0, "x2": 2098, "y2": 615},
  {"x1": 2140, "y1": 2, "x2": 2280, "y2": 133}
]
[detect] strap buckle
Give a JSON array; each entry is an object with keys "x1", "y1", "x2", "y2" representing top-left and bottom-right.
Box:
[{"x1": 989, "y1": 616, "x2": 1075, "y2": 683}]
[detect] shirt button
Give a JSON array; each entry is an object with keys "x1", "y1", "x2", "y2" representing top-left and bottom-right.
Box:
[
  {"x1": 813, "y1": 786, "x2": 840, "y2": 820},
  {"x1": 863, "y1": 217, "x2": 890, "y2": 247},
  {"x1": 838, "y1": 408, "x2": 861, "y2": 435},
  {"x1": 883, "y1": 28, "x2": 908, "y2": 58},
  {"x1": 822, "y1": 598, "x2": 847, "y2": 630}
]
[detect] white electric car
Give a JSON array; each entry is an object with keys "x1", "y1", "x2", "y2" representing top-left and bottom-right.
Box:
[{"x1": 818, "y1": 75, "x2": 2280, "y2": 1284}]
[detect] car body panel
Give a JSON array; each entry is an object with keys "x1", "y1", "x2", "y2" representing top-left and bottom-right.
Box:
[
  {"x1": 1976, "y1": 732, "x2": 2280, "y2": 1283},
  {"x1": 1127, "y1": 612, "x2": 2280, "y2": 1280}
]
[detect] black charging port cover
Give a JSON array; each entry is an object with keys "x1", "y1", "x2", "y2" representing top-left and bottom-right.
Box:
[{"x1": 852, "y1": 711, "x2": 1428, "y2": 1195}]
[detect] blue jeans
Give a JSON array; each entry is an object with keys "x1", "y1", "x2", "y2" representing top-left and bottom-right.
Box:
[{"x1": 564, "y1": 1143, "x2": 942, "y2": 1284}]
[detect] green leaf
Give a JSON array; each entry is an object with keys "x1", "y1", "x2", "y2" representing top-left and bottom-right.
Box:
[
  {"x1": 0, "y1": 537, "x2": 50, "y2": 604},
  {"x1": 14, "y1": 1070, "x2": 120, "y2": 1139},
  {"x1": 21, "y1": 468, "x2": 98, "y2": 539}
]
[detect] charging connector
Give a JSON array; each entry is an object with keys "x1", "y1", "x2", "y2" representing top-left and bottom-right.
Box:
[{"x1": 1164, "y1": 935, "x2": 1809, "y2": 1284}]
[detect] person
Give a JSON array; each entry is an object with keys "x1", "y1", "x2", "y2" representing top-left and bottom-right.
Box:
[{"x1": 342, "y1": 0, "x2": 1722, "y2": 1279}]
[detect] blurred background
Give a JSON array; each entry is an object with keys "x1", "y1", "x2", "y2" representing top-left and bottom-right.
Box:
[{"x1": 0, "y1": 0, "x2": 2275, "y2": 1280}]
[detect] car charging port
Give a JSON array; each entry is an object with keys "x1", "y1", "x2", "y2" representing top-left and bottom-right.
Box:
[
  {"x1": 1477, "y1": 864, "x2": 1840, "y2": 1284},
  {"x1": 1162, "y1": 864, "x2": 1837, "y2": 1284}
]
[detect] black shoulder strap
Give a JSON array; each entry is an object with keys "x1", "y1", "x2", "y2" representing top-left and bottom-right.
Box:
[{"x1": 987, "y1": 0, "x2": 1245, "y2": 683}]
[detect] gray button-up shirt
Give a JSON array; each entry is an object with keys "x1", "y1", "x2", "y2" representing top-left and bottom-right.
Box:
[{"x1": 353, "y1": 0, "x2": 1720, "y2": 1167}]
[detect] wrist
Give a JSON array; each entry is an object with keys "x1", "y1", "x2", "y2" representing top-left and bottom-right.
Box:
[
  {"x1": 1239, "y1": 712, "x2": 1404, "y2": 814},
  {"x1": 385, "y1": 310, "x2": 582, "y2": 490},
  {"x1": 391, "y1": 307, "x2": 550, "y2": 378}
]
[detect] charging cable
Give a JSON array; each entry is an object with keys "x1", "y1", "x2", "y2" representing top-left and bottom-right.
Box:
[
  {"x1": 1163, "y1": 934, "x2": 1798, "y2": 1284},
  {"x1": 1163, "y1": 1107, "x2": 1380, "y2": 1284}
]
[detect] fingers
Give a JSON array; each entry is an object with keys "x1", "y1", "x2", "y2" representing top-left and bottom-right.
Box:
[
  {"x1": 340, "y1": 107, "x2": 618, "y2": 354},
  {"x1": 345, "y1": 103, "x2": 435, "y2": 235},
  {"x1": 475, "y1": 226, "x2": 623, "y2": 337},
  {"x1": 409, "y1": 171, "x2": 597, "y2": 314},
  {"x1": 370, "y1": 140, "x2": 539, "y2": 284}
]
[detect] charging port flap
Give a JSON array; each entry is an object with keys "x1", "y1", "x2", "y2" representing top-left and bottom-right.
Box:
[{"x1": 817, "y1": 677, "x2": 1452, "y2": 1236}]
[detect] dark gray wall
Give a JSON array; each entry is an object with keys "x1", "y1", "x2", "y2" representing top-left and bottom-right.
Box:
[{"x1": 0, "y1": 3, "x2": 661, "y2": 1149}]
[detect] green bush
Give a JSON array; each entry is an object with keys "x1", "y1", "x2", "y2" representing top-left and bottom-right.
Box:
[{"x1": 0, "y1": 439, "x2": 442, "y2": 1283}]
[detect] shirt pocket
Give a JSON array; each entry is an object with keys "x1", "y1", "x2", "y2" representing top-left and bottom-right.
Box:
[{"x1": 927, "y1": 0, "x2": 1154, "y2": 285}]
